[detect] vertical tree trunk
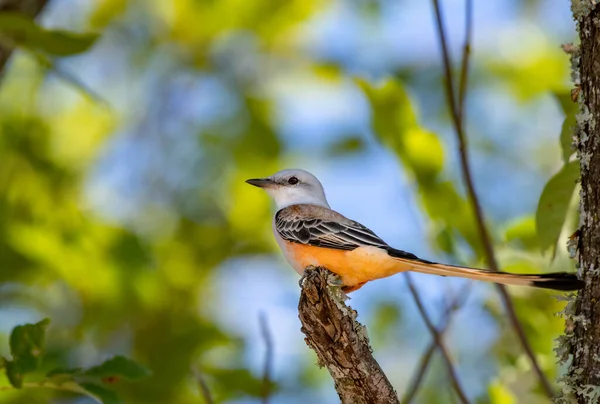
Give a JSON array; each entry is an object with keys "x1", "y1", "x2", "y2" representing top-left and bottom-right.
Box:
[{"x1": 563, "y1": 3, "x2": 600, "y2": 402}]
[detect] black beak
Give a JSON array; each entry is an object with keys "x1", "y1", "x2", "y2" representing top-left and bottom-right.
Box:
[{"x1": 245, "y1": 178, "x2": 274, "y2": 188}]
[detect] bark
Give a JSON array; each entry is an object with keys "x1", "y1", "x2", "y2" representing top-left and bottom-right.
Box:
[
  {"x1": 0, "y1": 0, "x2": 49, "y2": 76},
  {"x1": 298, "y1": 267, "x2": 399, "y2": 404},
  {"x1": 562, "y1": 3, "x2": 600, "y2": 402}
]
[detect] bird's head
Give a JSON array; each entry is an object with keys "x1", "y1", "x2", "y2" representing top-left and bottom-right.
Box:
[{"x1": 246, "y1": 168, "x2": 330, "y2": 209}]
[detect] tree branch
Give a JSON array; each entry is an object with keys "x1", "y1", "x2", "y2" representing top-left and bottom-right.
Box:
[
  {"x1": 401, "y1": 283, "x2": 472, "y2": 404},
  {"x1": 194, "y1": 369, "x2": 214, "y2": 404},
  {"x1": 259, "y1": 312, "x2": 274, "y2": 404},
  {"x1": 403, "y1": 274, "x2": 469, "y2": 404},
  {"x1": 430, "y1": 0, "x2": 554, "y2": 397},
  {"x1": 298, "y1": 267, "x2": 399, "y2": 404}
]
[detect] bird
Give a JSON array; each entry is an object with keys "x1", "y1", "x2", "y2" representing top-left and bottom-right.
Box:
[{"x1": 246, "y1": 168, "x2": 584, "y2": 293}]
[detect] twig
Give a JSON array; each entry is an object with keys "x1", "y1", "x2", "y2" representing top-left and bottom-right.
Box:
[
  {"x1": 195, "y1": 369, "x2": 214, "y2": 404},
  {"x1": 259, "y1": 312, "x2": 274, "y2": 404},
  {"x1": 401, "y1": 283, "x2": 472, "y2": 404},
  {"x1": 457, "y1": 0, "x2": 472, "y2": 123},
  {"x1": 298, "y1": 267, "x2": 400, "y2": 403},
  {"x1": 430, "y1": 0, "x2": 554, "y2": 397},
  {"x1": 403, "y1": 273, "x2": 470, "y2": 404}
]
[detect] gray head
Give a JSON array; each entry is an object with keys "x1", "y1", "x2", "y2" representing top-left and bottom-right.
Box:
[{"x1": 245, "y1": 168, "x2": 330, "y2": 209}]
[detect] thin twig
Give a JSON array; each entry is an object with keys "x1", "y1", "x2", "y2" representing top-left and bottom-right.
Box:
[
  {"x1": 259, "y1": 312, "x2": 274, "y2": 404},
  {"x1": 430, "y1": 0, "x2": 554, "y2": 397},
  {"x1": 195, "y1": 369, "x2": 214, "y2": 404},
  {"x1": 457, "y1": 0, "x2": 472, "y2": 123},
  {"x1": 404, "y1": 273, "x2": 470, "y2": 404},
  {"x1": 401, "y1": 283, "x2": 472, "y2": 404}
]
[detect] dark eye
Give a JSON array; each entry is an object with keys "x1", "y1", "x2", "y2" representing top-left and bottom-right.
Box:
[{"x1": 288, "y1": 176, "x2": 299, "y2": 185}]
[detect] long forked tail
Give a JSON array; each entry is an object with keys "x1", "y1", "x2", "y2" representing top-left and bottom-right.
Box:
[{"x1": 388, "y1": 250, "x2": 583, "y2": 291}]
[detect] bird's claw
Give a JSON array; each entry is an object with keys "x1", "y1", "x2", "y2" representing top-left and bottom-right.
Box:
[
  {"x1": 326, "y1": 273, "x2": 350, "y2": 302},
  {"x1": 327, "y1": 274, "x2": 344, "y2": 287},
  {"x1": 298, "y1": 265, "x2": 318, "y2": 288}
]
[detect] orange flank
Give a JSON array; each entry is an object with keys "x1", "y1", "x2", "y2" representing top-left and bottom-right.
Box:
[{"x1": 284, "y1": 243, "x2": 405, "y2": 292}]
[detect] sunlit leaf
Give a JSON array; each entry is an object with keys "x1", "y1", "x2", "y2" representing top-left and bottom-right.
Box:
[
  {"x1": 359, "y1": 78, "x2": 480, "y2": 254},
  {"x1": 89, "y1": 0, "x2": 128, "y2": 29},
  {"x1": 0, "y1": 13, "x2": 98, "y2": 56},
  {"x1": 403, "y1": 128, "x2": 444, "y2": 181},
  {"x1": 486, "y1": 45, "x2": 569, "y2": 101},
  {"x1": 5, "y1": 318, "x2": 50, "y2": 387},
  {"x1": 488, "y1": 381, "x2": 516, "y2": 404},
  {"x1": 356, "y1": 78, "x2": 417, "y2": 144},
  {"x1": 84, "y1": 356, "x2": 152, "y2": 381},
  {"x1": 504, "y1": 216, "x2": 538, "y2": 251},
  {"x1": 536, "y1": 161, "x2": 579, "y2": 252}
]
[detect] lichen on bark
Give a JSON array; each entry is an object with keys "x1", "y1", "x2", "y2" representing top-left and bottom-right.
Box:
[
  {"x1": 297, "y1": 267, "x2": 399, "y2": 404},
  {"x1": 557, "y1": 3, "x2": 600, "y2": 402}
]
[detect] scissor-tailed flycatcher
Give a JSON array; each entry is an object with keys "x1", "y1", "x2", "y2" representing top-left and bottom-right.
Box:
[{"x1": 246, "y1": 168, "x2": 583, "y2": 293}]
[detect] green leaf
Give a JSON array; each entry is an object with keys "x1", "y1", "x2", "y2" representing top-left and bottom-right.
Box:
[
  {"x1": 536, "y1": 161, "x2": 579, "y2": 252},
  {"x1": 79, "y1": 382, "x2": 123, "y2": 404},
  {"x1": 5, "y1": 360, "x2": 24, "y2": 388},
  {"x1": 488, "y1": 381, "x2": 516, "y2": 404},
  {"x1": 0, "y1": 13, "x2": 98, "y2": 56},
  {"x1": 5, "y1": 318, "x2": 50, "y2": 387},
  {"x1": 357, "y1": 78, "x2": 443, "y2": 183},
  {"x1": 356, "y1": 78, "x2": 417, "y2": 149},
  {"x1": 504, "y1": 216, "x2": 538, "y2": 251},
  {"x1": 554, "y1": 91, "x2": 578, "y2": 164},
  {"x1": 560, "y1": 114, "x2": 576, "y2": 164},
  {"x1": 207, "y1": 367, "x2": 264, "y2": 397},
  {"x1": 84, "y1": 356, "x2": 151, "y2": 381},
  {"x1": 554, "y1": 91, "x2": 578, "y2": 116}
]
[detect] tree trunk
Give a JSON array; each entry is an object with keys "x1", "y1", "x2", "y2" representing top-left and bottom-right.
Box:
[{"x1": 562, "y1": 3, "x2": 600, "y2": 402}]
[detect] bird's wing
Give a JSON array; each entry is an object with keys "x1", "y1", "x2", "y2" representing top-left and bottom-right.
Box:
[{"x1": 275, "y1": 204, "x2": 414, "y2": 255}]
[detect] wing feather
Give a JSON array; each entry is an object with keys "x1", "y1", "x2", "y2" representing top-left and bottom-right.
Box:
[{"x1": 275, "y1": 206, "x2": 389, "y2": 250}]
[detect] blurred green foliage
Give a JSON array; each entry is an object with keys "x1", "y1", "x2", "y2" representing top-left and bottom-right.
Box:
[{"x1": 0, "y1": 0, "x2": 581, "y2": 403}]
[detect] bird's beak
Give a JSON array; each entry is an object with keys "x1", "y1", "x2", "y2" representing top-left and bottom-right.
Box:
[{"x1": 245, "y1": 178, "x2": 275, "y2": 188}]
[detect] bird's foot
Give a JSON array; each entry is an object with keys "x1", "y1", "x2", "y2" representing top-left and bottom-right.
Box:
[
  {"x1": 326, "y1": 273, "x2": 344, "y2": 288},
  {"x1": 298, "y1": 265, "x2": 318, "y2": 288},
  {"x1": 326, "y1": 273, "x2": 350, "y2": 303}
]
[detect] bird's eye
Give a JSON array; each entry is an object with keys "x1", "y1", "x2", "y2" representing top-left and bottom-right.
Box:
[{"x1": 288, "y1": 176, "x2": 299, "y2": 185}]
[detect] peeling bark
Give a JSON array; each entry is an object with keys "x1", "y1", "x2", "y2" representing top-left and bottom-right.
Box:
[
  {"x1": 298, "y1": 267, "x2": 399, "y2": 404},
  {"x1": 562, "y1": 3, "x2": 600, "y2": 402}
]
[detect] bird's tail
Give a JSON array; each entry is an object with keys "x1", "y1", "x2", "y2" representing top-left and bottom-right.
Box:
[{"x1": 388, "y1": 250, "x2": 583, "y2": 291}]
